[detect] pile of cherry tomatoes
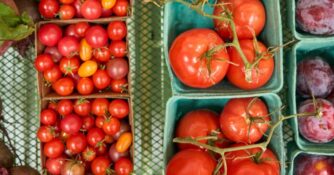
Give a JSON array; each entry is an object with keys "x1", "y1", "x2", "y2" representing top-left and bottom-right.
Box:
[
  {"x1": 38, "y1": 0, "x2": 130, "y2": 20},
  {"x1": 37, "y1": 98, "x2": 133, "y2": 175},
  {"x1": 34, "y1": 21, "x2": 129, "y2": 96}
]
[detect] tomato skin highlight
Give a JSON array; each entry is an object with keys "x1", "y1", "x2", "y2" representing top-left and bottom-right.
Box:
[
  {"x1": 169, "y1": 28, "x2": 230, "y2": 88},
  {"x1": 39, "y1": 0, "x2": 59, "y2": 19}
]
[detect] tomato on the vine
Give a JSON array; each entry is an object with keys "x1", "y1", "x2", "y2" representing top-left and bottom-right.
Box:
[
  {"x1": 44, "y1": 65, "x2": 62, "y2": 83},
  {"x1": 91, "y1": 157, "x2": 111, "y2": 175},
  {"x1": 103, "y1": 117, "x2": 121, "y2": 135},
  {"x1": 44, "y1": 138, "x2": 64, "y2": 158},
  {"x1": 115, "y1": 158, "x2": 133, "y2": 175},
  {"x1": 107, "y1": 21, "x2": 127, "y2": 41},
  {"x1": 59, "y1": 4, "x2": 75, "y2": 20},
  {"x1": 34, "y1": 54, "x2": 55, "y2": 72},
  {"x1": 169, "y1": 29, "x2": 230, "y2": 88},
  {"x1": 227, "y1": 40, "x2": 274, "y2": 90},
  {"x1": 74, "y1": 99, "x2": 91, "y2": 116},
  {"x1": 40, "y1": 108, "x2": 58, "y2": 125},
  {"x1": 77, "y1": 77, "x2": 94, "y2": 95},
  {"x1": 112, "y1": 0, "x2": 129, "y2": 17},
  {"x1": 37, "y1": 126, "x2": 55, "y2": 142},
  {"x1": 38, "y1": 24, "x2": 62, "y2": 47},
  {"x1": 52, "y1": 77, "x2": 75, "y2": 96},
  {"x1": 66, "y1": 133, "x2": 87, "y2": 154},
  {"x1": 92, "y1": 98, "x2": 109, "y2": 116},
  {"x1": 39, "y1": 0, "x2": 59, "y2": 19},
  {"x1": 108, "y1": 99, "x2": 129, "y2": 119},
  {"x1": 59, "y1": 57, "x2": 80, "y2": 75},
  {"x1": 93, "y1": 69, "x2": 111, "y2": 90},
  {"x1": 220, "y1": 98, "x2": 269, "y2": 144},
  {"x1": 57, "y1": 99, "x2": 73, "y2": 116},
  {"x1": 81, "y1": 0, "x2": 102, "y2": 20}
]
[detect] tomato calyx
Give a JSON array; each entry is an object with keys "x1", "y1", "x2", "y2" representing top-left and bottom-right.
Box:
[{"x1": 76, "y1": 98, "x2": 89, "y2": 105}]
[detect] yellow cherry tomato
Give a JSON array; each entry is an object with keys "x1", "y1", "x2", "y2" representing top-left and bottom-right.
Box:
[
  {"x1": 78, "y1": 60, "x2": 98, "y2": 77},
  {"x1": 102, "y1": 0, "x2": 116, "y2": 10},
  {"x1": 115, "y1": 132, "x2": 132, "y2": 153},
  {"x1": 79, "y1": 39, "x2": 92, "y2": 61}
]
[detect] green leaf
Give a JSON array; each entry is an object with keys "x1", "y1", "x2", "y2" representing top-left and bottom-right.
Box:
[
  {"x1": 0, "y1": 18, "x2": 34, "y2": 41},
  {"x1": 0, "y1": 2, "x2": 17, "y2": 17}
]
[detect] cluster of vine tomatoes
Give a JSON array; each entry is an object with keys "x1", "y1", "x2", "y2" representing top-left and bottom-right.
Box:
[
  {"x1": 34, "y1": 21, "x2": 129, "y2": 96},
  {"x1": 167, "y1": 98, "x2": 280, "y2": 175},
  {"x1": 37, "y1": 98, "x2": 133, "y2": 175},
  {"x1": 169, "y1": 0, "x2": 274, "y2": 90},
  {"x1": 38, "y1": 0, "x2": 129, "y2": 20}
]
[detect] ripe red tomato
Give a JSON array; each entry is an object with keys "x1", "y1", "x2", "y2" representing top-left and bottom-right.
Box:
[
  {"x1": 81, "y1": 0, "x2": 102, "y2": 20},
  {"x1": 92, "y1": 98, "x2": 109, "y2": 116},
  {"x1": 77, "y1": 78, "x2": 94, "y2": 95},
  {"x1": 48, "y1": 101, "x2": 58, "y2": 111},
  {"x1": 58, "y1": 36, "x2": 80, "y2": 58},
  {"x1": 60, "y1": 114, "x2": 83, "y2": 134},
  {"x1": 59, "y1": 5, "x2": 75, "y2": 20},
  {"x1": 44, "y1": 138, "x2": 64, "y2": 158},
  {"x1": 85, "y1": 26, "x2": 108, "y2": 48},
  {"x1": 57, "y1": 99, "x2": 73, "y2": 116},
  {"x1": 227, "y1": 40, "x2": 274, "y2": 90},
  {"x1": 104, "y1": 135, "x2": 114, "y2": 144},
  {"x1": 39, "y1": 0, "x2": 59, "y2": 19},
  {"x1": 169, "y1": 29, "x2": 230, "y2": 88},
  {"x1": 93, "y1": 69, "x2": 111, "y2": 90},
  {"x1": 109, "y1": 41, "x2": 127, "y2": 57},
  {"x1": 103, "y1": 117, "x2": 121, "y2": 135},
  {"x1": 115, "y1": 158, "x2": 133, "y2": 175},
  {"x1": 65, "y1": 24, "x2": 80, "y2": 38},
  {"x1": 106, "y1": 58, "x2": 129, "y2": 80},
  {"x1": 40, "y1": 108, "x2": 58, "y2": 125},
  {"x1": 108, "y1": 99, "x2": 129, "y2": 119},
  {"x1": 91, "y1": 157, "x2": 111, "y2": 175},
  {"x1": 66, "y1": 133, "x2": 87, "y2": 154},
  {"x1": 75, "y1": 22, "x2": 90, "y2": 38},
  {"x1": 59, "y1": 57, "x2": 80, "y2": 75},
  {"x1": 96, "y1": 142, "x2": 108, "y2": 155},
  {"x1": 44, "y1": 65, "x2": 62, "y2": 83},
  {"x1": 107, "y1": 21, "x2": 127, "y2": 41},
  {"x1": 213, "y1": 0, "x2": 266, "y2": 40},
  {"x1": 225, "y1": 144, "x2": 280, "y2": 175},
  {"x1": 220, "y1": 98, "x2": 269, "y2": 144},
  {"x1": 111, "y1": 78, "x2": 127, "y2": 93},
  {"x1": 44, "y1": 46, "x2": 62, "y2": 63},
  {"x1": 82, "y1": 146, "x2": 96, "y2": 162},
  {"x1": 176, "y1": 109, "x2": 219, "y2": 149},
  {"x1": 87, "y1": 127, "x2": 105, "y2": 147},
  {"x1": 93, "y1": 47, "x2": 111, "y2": 63},
  {"x1": 102, "y1": 7, "x2": 113, "y2": 17},
  {"x1": 74, "y1": 99, "x2": 91, "y2": 116},
  {"x1": 38, "y1": 23, "x2": 62, "y2": 47},
  {"x1": 46, "y1": 156, "x2": 66, "y2": 175},
  {"x1": 52, "y1": 77, "x2": 75, "y2": 96},
  {"x1": 95, "y1": 116, "x2": 105, "y2": 128},
  {"x1": 34, "y1": 54, "x2": 55, "y2": 72},
  {"x1": 37, "y1": 126, "x2": 55, "y2": 142},
  {"x1": 82, "y1": 115, "x2": 95, "y2": 131},
  {"x1": 73, "y1": 0, "x2": 83, "y2": 17},
  {"x1": 112, "y1": 0, "x2": 129, "y2": 17},
  {"x1": 167, "y1": 149, "x2": 216, "y2": 175},
  {"x1": 60, "y1": 0, "x2": 74, "y2": 4}
]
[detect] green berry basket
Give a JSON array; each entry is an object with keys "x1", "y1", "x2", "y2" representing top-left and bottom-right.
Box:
[
  {"x1": 163, "y1": 93, "x2": 285, "y2": 174},
  {"x1": 163, "y1": 0, "x2": 283, "y2": 96}
]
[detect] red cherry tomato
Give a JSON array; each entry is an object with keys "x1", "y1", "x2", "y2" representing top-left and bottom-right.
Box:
[
  {"x1": 106, "y1": 58, "x2": 129, "y2": 80},
  {"x1": 93, "y1": 69, "x2": 111, "y2": 90},
  {"x1": 109, "y1": 41, "x2": 127, "y2": 57},
  {"x1": 57, "y1": 99, "x2": 73, "y2": 116},
  {"x1": 44, "y1": 65, "x2": 62, "y2": 83},
  {"x1": 75, "y1": 22, "x2": 90, "y2": 38},
  {"x1": 60, "y1": 114, "x2": 83, "y2": 134},
  {"x1": 115, "y1": 158, "x2": 133, "y2": 175},
  {"x1": 40, "y1": 108, "x2": 58, "y2": 125},
  {"x1": 85, "y1": 26, "x2": 108, "y2": 48},
  {"x1": 93, "y1": 47, "x2": 111, "y2": 63},
  {"x1": 39, "y1": 0, "x2": 59, "y2": 19},
  {"x1": 44, "y1": 46, "x2": 62, "y2": 63},
  {"x1": 59, "y1": 4, "x2": 75, "y2": 20},
  {"x1": 91, "y1": 157, "x2": 111, "y2": 175},
  {"x1": 44, "y1": 138, "x2": 64, "y2": 158},
  {"x1": 73, "y1": 0, "x2": 83, "y2": 17},
  {"x1": 82, "y1": 146, "x2": 96, "y2": 162},
  {"x1": 111, "y1": 78, "x2": 128, "y2": 93},
  {"x1": 108, "y1": 99, "x2": 129, "y2": 119},
  {"x1": 74, "y1": 99, "x2": 91, "y2": 116},
  {"x1": 95, "y1": 116, "x2": 105, "y2": 128},
  {"x1": 48, "y1": 101, "x2": 58, "y2": 111},
  {"x1": 102, "y1": 7, "x2": 113, "y2": 17},
  {"x1": 65, "y1": 24, "x2": 80, "y2": 38},
  {"x1": 52, "y1": 77, "x2": 75, "y2": 96},
  {"x1": 92, "y1": 98, "x2": 109, "y2": 116},
  {"x1": 46, "y1": 156, "x2": 66, "y2": 175},
  {"x1": 60, "y1": 0, "x2": 74, "y2": 4},
  {"x1": 103, "y1": 117, "x2": 121, "y2": 135},
  {"x1": 66, "y1": 133, "x2": 87, "y2": 154},
  {"x1": 87, "y1": 127, "x2": 105, "y2": 147},
  {"x1": 107, "y1": 21, "x2": 127, "y2": 41},
  {"x1": 81, "y1": 0, "x2": 102, "y2": 20},
  {"x1": 37, "y1": 126, "x2": 55, "y2": 142},
  {"x1": 59, "y1": 57, "x2": 80, "y2": 75},
  {"x1": 58, "y1": 36, "x2": 80, "y2": 58},
  {"x1": 96, "y1": 142, "x2": 108, "y2": 156},
  {"x1": 82, "y1": 115, "x2": 95, "y2": 131},
  {"x1": 38, "y1": 23, "x2": 62, "y2": 47},
  {"x1": 34, "y1": 54, "x2": 55, "y2": 72},
  {"x1": 112, "y1": 0, "x2": 129, "y2": 17},
  {"x1": 77, "y1": 78, "x2": 94, "y2": 95}
]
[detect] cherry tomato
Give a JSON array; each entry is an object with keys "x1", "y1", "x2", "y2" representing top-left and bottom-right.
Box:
[
  {"x1": 44, "y1": 65, "x2": 62, "y2": 83},
  {"x1": 85, "y1": 26, "x2": 108, "y2": 48},
  {"x1": 104, "y1": 135, "x2": 114, "y2": 144},
  {"x1": 58, "y1": 36, "x2": 80, "y2": 58},
  {"x1": 96, "y1": 142, "x2": 108, "y2": 156},
  {"x1": 59, "y1": 57, "x2": 80, "y2": 75},
  {"x1": 74, "y1": 99, "x2": 91, "y2": 116},
  {"x1": 60, "y1": 0, "x2": 74, "y2": 4},
  {"x1": 220, "y1": 98, "x2": 269, "y2": 144},
  {"x1": 101, "y1": 7, "x2": 113, "y2": 17},
  {"x1": 57, "y1": 99, "x2": 73, "y2": 116},
  {"x1": 44, "y1": 138, "x2": 64, "y2": 158},
  {"x1": 60, "y1": 161, "x2": 85, "y2": 175},
  {"x1": 102, "y1": 0, "x2": 116, "y2": 10},
  {"x1": 87, "y1": 127, "x2": 105, "y2": 147},
  {"x1": 82, "y1": 146, "x2": 96, "y2": 162},
  {"x1": 95, "y1": 116, "x2": 105, "y2": 128},
  {"x1": 213, "y1": 0, "x2": 266, "y2": 40},
  {"x1": 44, "y1": 46, "x2": 62, "y2": 63},
  {"x1": 34, "y1": 54, "x2": 55, "y2": 72},
  {"x1": 107, "y1": 21, "x2": 127, "y2": 41},
  {"x1": 227, "y1": 40, "x2": 274, "y2": 90},
  {"x1": 66, "y1": 133, "x2": 87, "y2": 154},
  {"x1": 65, "y1": 24, "x2": 80, "y2": 38},
  {"x1": 176, "y1": 109, "x2": 219, "y2": 149},
  {"x1": 115, "y1": 132, "x2": 132, "y2": 153},
  {"x1": 115, "y1": 158, "x2": 133, "y2": 175},
  {"x1": 73, "y1": 0, "x2": 83, "y2": 17},
  {"x1": 106, "y1": 58, "x2": 129, "y2": 80},
  {"x1": 52, "y1": 77, "x2": 75, "y2": 96},
  {"x1": 93, "y1": 69, "x2": 111, "y2": 90},
  {"x1": 81, "y1": 0, "x2": 102, "y2": 20},
  {"x1": 93, "y1": 47, "x2": 111, "y2": 63},
  {"x1": 111, "y1": 78, "x2": 128, "y2": 93},
  {"x1": 60, "y1": 114, "x2": 83, "y2": 134},
  {"x1": 40, "y1": 108, "x2": 58, "y2": 125},
  {"x1": 38, "y1": 24, "x2": 62, "y2": 47},
  {"x1": 59, "y1": 4, "x2": 75, "y2": 20},
  {"x1": 75, "y1": 22, "x2": 90, "y2": 38},
  {"x1": 79, "y1": 39, "x2": 93, "y2": 61},
  {"x1": 103, "y1": 117, "x2": 121, "y2": 135},
  {"x1": 92, "y1": 98, "x2": 109, "y2": 116},
  {"x1": 77, "y1": 77, "x2": 94, "y2": 95},
  {"x1": 39, "y1": 0, "x2": 59, "y2": 19},
  {"x1": 37, "y1": 126, "x2": 55, "y2": 142},
  {"x1": 82, "y1": 115, "x2": 95, "y2": 131},
  {"x1": 167, "y1": 149, "x2": 216, "y2": 175},
  {"x1": 108, "y1": 99, "x2": 129, "y2": 119},
  {"x1": 169, "y1": 28, "x2": 230, "y2": 88},
  {"x1": 46, "y1": 156, "x2": 66, "y2": 175},
  {"x1": 91, "y1": 157, "x2": 111, "y2": 175},
  {"x1": 109, "y1": 41, "x2": 127, "y2": 57},
  {"x1": 112, "y1": 0, "x2": 129, "y2": 17},
  {"x1": 48, "y1": 101, "x2": 58, "y2": 111},
  {"x1": 113, "y1": 121, "x2": 130, "y2": 140},
  {"x1": 109, "y1": 144, "x2": 129, "y2": 162},
  {"x1": 78, "y1": 60, "x2": 98, "y2": 78}
]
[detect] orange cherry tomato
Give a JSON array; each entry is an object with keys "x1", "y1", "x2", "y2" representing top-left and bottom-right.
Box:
[
  {"x1": 115, "y1": 132, "x2": 132, "y2": 153},
  {"x1": 78, "y1": 60, "x2": 98, "y2": 77},
  {"x1": 102, "y1": 0, "x2": 116, "y2": 10},
  {"x1": 79, "y1": 39, "x2": 92, "y2": 61}
]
